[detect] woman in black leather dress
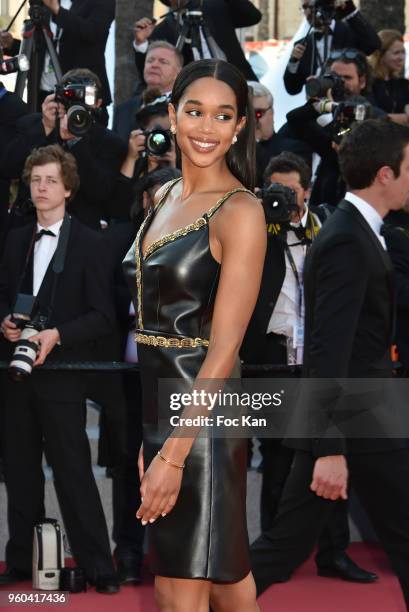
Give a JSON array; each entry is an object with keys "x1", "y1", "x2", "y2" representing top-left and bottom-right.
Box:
[
  {"x1": 370, "y1": 30, "x2": 409, "y2": 125},
  {"x1": 123, "y1": 59, "x2": 266, "y2": 610}
]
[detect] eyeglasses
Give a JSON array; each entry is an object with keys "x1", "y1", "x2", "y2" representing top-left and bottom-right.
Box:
[
  {"x1": 328, "y1": 49, "x2": 367, "y2": 70},
  {"x1": 255, "y1": 106, "x2": 272, "y2": 121}
]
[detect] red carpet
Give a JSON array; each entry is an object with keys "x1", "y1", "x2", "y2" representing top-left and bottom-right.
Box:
[{"x1": 0, "y1": 544, "x2": 406, "y2": 611}]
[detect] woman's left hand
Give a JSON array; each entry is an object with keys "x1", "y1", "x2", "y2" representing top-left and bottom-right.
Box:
[{"x1": 136, "y1": 454, "x2": 183, "y2": 524}]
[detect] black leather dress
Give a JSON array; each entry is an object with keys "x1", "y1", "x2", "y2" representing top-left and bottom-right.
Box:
[{"x1": 123, "y1": 178, "x2": 254, "y2": 582}]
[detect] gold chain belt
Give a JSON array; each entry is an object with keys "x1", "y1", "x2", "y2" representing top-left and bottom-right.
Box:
[{"x1": 135, "y1": 332, "x2": 209, "y2": 349}]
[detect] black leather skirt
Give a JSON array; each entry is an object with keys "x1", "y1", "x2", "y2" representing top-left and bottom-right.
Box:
[{"x1": 138, "y1": 343, "x2": 250, "y2": 582}]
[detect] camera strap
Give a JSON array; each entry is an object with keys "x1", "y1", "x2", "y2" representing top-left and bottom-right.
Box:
[{"x1": 46, "y1": 213, "x2": 71, "y2": 323}]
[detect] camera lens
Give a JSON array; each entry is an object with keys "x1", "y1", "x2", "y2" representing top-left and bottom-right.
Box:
[
  {"x1": 66, "y1": 105, "x2": 93, "y2": 137},
  {"x1": 8, "y1": 326, "x2": 39, "y2": 382},
  {"x1": 146, "y1": 129, "x2": 171, "y2": 156}
]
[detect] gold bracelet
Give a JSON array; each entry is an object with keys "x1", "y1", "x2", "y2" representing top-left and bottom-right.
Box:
[{"x1": 157, "y1": 450, "x2": 185, "y2": 470}]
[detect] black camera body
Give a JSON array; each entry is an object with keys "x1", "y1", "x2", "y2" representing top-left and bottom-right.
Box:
[
  {"x1": 8, "y1": 293, "x2": 46, "y2": 381},
  {"x1": 143, "y1": 127, "x2": 172, "y2": 157},
  {"x1": 54, "y1": 82, "x2": 98, "y2": 137},
  {"x1": 306, "y1": 72, "x2": 346, "y2": 101},
  {"x1": 29, "y1": 0, "x2": 50, "y2": 25},
  {"x1": 332, "y1": 97, "x2": 372, "y2": 143},
  {"x1": 261, "y1": 183, "x2": 299, "y2": 225},
  {"x1": 308, "y1": 0, "x2": 336, "y2": 23}
]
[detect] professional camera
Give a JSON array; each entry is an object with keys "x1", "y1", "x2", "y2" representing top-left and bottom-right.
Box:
[
  {"x1": 261, "y1": 183, "x2": 299, "y2": 225},
  {"x1": 0, "y1": 53, "x2": 29, "y2": 75},
  {"x1": 54, "y1": 82, "x2": 98, "y2": 137},
  {"x1": 332, "y1": 97, "x2": 372, "y2": 143},
  {"x1": 143, "y1": 127, "x2": 172, "y2": 157},
  {"x1": 307, "y1": 0, "x2": 336, "y2": 23},
  {"x1": 306, "y1": 72, "x2": 345, "y2": 101},
  {"x1": 8, "y1": 293, "x2": 45, "y2": 382},
  {"x1": 28, "y1": 0, "x2": 50, "y2": 25}
]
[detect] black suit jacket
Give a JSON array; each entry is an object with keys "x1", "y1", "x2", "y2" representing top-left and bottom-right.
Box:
[
  {"x1": 284, "y1": 13, "x2": 381, "y2": 96},
  {"x1": 294, "y1": 200, "x2": 399, "y2": 457},
  {"x1": 54, "y1": 0, "x2": 115, "y2": 105},
  {"x1": 384, "y1": 212, "x2": 409, "y2": 370},
  {"x1": 112, "y1": 93, "x2": 143, "y2": 143},
  {"x1": 0, "y1": 88, "x2": 28, "y2": 249},
  {"x1": 241, "y1": 233, "x2": 286, "y2": 365},
  {"x1": 0, "y1": 217, "x2": 115, "y2": 400},
  {"x1": 134, "y1": 0, "x2": 261, "y2": 81}
]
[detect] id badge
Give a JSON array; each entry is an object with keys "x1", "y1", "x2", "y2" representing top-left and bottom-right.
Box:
[{"x1": 292, "y1": 321, "x2": 304, "y2": 365}]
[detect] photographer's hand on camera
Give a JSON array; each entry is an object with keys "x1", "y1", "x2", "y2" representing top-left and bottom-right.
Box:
[
  {"x1": 1, "y1": 315, "x2": 21, "y2": 343},
  {"x1": 30, "y1": 327, "x2": 61, "y2": 366},
  {"x1": 120, "y1": 129, "x2": 146, "y2": 178},
  {"x1": 59, "y1": 112, "x2": 79, "y2": 142},
  {"x1": 41, "y1": 94, "x2": 63, "y2": 137}
]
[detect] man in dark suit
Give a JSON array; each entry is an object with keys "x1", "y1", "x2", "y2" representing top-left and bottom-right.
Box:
[
  {"x1": 1, "y1": 0, "x2": 114, "y2": 108},
  {"x1": 133, "y1": 0, "x2": 261, "y2": 82},
  {"x1": 0, "y1": 144, "x2": 119, "y2": 593},
  {"x1": 284, "y1": 0, "x2": 380, "y2": 95},
  {"x1": 241, "y1": 152, "x2": 376, "y2": 583},
  {"x1": 250, "y1": 119, "x2": 409, "y2": 610}
]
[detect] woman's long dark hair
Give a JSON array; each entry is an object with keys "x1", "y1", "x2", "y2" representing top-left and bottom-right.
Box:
[{"x1": 171, "y1": 59, "x2": 256, "y2": 191}]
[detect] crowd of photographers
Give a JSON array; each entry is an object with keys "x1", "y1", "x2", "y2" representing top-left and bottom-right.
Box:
[{"x1": 1, "y1": 0, "x2": 409, "y2": 596}]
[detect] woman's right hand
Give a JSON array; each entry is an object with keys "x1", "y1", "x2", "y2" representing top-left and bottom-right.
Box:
[{"x1": 138, "y1": 443, "x2": 144, "y2": 482}]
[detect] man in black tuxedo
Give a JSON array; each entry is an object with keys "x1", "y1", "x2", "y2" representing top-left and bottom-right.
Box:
[
  {"x1": 0, "y1": 144, "x2": 119, "y2": 593},
  {"x1": 241, "y1": 152, "x2": 375, "y2": 583},
  {"x1": 284, "y1": 0, "x2": 380, "y2": 95},
  {"x1": 133, "y1": 0, "x2": 260, "y2": 82},
  {"x1": 250, "y1": 119, "x2": 409, "y2": 609}
]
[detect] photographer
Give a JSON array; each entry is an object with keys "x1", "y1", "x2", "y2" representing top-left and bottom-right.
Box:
[
  {"x1": 133, "y1": 0, "x2": 261, "y2": 82},
  {"x1": 0, "y1": 144, "x2": 119, "y2": 592},
  {"x1": 1, "y1": 0, "x2": 114, "y2": 108},
  {"x1": 284, "y1": 0, "x2": 380, "y2": 96},
  {"x1": 250, "y1": 82, "x2": 312, "y2": 188},
  {"x1": 286, "y1": 49, "x2": 385, "y2": 207},
  {"x1": 113, "y1": 41, "x2": 183, "y2": 143},
  {"x1": 241, "y1": 151, "x2": 377, "y2": 584},
  {"x1": 1, "y1": 69, "x2": 128, "y2": 230}
]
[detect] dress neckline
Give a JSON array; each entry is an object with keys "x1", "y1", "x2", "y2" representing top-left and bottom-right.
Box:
[{"x1": 140, "y1": 177, "x2": 254, "y2": 261}]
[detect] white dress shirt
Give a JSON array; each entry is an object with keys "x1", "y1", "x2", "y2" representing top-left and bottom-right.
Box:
[
  {"x1": 267, "y1": 207, "x2": 317, "y2": 337},
  {"x1": 345, "y1": 192, "x2": 387, "y2": 250},
  {"x1": 33, "y1": 219, "x2": 63, "y2": 296}
]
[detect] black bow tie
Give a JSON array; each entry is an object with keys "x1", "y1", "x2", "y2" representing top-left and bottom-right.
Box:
[
  {"x1": 313, "y1": 29, "x2": 333, "y2": 41},
  {"x1": 289, "y1": 224, "x2": 307, "y2": 242},
  {"x1": 35, "y1": 229, "x2": 56, "y2": 242}
]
